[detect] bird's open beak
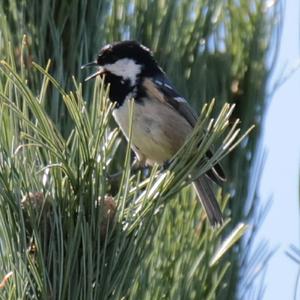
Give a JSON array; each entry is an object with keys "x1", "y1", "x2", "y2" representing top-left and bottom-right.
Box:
[{"x1": 81, "y1": 61, "x2": 105, "y2": 82}]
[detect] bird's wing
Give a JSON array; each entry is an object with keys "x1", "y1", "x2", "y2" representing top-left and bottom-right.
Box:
[
  {"x1": 150, "y1": 74, "x2": 198, "y2": 127},
  {"x1": 143, "y1": 75, "x2": 226, "y2": 183}
]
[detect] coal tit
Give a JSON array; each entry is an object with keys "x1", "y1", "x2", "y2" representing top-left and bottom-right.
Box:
[{"x1": 82, "y1": 40, "x2": 225, "y2": 226}]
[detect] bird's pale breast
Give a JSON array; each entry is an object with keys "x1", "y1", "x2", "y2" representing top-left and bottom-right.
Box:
[{"x1": 112, "y1": 97, "x2": 192, "y2": 166}]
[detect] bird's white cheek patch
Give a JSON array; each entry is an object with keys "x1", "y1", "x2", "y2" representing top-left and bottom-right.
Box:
[{"x1": 104, "y1": 58, "x2": 141, "y2": 86}]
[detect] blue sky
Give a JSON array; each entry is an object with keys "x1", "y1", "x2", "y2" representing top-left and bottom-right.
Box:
[{"x1": 258, "y1": 1, "x2": 300, "y2": 298}]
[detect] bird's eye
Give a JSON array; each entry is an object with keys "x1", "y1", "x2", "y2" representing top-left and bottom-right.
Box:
[
  {"x1": 99, "y1": 50, "x2": 118, "y2": 64},
  {"x1": 109, "y1": 53, "x2": 118, "y2": 62}
]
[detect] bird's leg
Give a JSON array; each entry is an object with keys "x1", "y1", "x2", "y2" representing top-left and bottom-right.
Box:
[
  {"x1": 106, "y1": 158, "x2": 149, "y2": 183},
  {"x1": 161, "y1": 159, "x2": 173, "y2": 171},
  {"x1": 106, "y1": 170, "x2": 123, "y2": 182},
  {"x1": 131, "y1": 158, "x2": 152, "y2": 176},
  {"x1": 131, "y1": 158, "x2": 146, "y2": 172}
]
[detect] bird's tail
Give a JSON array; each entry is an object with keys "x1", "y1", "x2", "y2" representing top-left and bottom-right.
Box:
[{"x1": 192, "y1": 176, "x2": 223, "y2": 227}]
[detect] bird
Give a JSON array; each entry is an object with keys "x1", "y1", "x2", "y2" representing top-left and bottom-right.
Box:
[{"x1": 82, "y1": 40, "x2": 226, "y2": 226}]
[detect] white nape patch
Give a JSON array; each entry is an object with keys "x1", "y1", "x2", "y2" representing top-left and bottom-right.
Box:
[
  {"x1": 102, "y1": 44, "x2": 112, "y2": 51},
  {"x1": 174, "y1": 96, "x2": 187, "y2": 103},
  {"x1": 104, "y1": 58, "x2": 141, "y2": 86},
  {"x1": 140, "y1": 44, "x2": 150, "y2": 52}
]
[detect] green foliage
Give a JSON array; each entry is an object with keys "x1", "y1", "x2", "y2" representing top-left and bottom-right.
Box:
[
  {"x1": 0, "y1": 0, "x2": 281, "y2": 299},
  {"x1": 0, "y1": 58, "x2": 249, "y2": 299}
]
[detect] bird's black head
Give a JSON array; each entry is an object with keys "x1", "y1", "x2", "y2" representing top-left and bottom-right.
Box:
[{"x1": 82, "y1": 41, "x2": 162, "y2": 106}]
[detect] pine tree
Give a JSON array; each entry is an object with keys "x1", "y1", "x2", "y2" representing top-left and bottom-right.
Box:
[{"x1": 0, "y1": 1, "x2": 281, "y2": 299}]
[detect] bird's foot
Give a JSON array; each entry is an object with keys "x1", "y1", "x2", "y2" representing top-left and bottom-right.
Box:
[
  {"x1": 106, "y1": 159, "x2": 149, "y2": 183},
  {"x1": 161, "y1": 159, "x2": 173, "y2": 171}
]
